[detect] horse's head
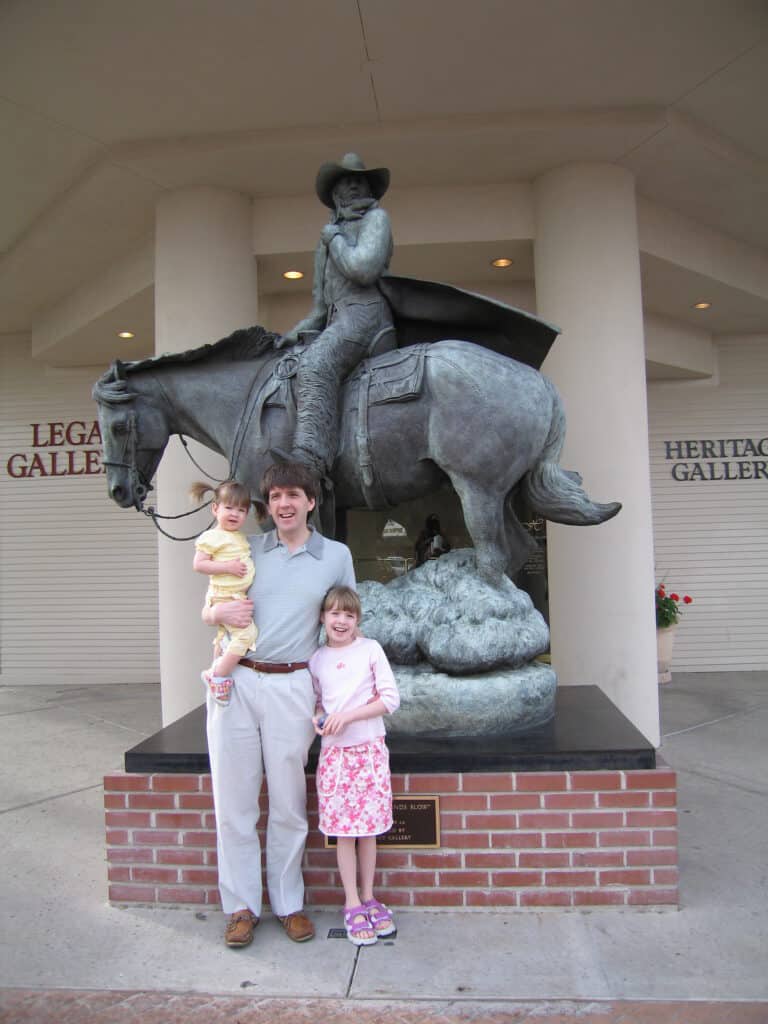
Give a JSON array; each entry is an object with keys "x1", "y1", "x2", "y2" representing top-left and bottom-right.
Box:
[{"x1": 92, "y1": 362, "x2": 170, "y2": 509}]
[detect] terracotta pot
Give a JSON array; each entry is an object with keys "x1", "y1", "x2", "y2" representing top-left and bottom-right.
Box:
[{"x1": 656, "y1": 624, "x2": 678, "y2": 684}]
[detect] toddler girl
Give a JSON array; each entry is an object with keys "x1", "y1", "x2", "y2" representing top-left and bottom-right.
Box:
[
  {"x1": 191, "y1": 480, "x2": 257, "y2": 706},
  {"x1": 310, "y1": 585, "x2": 400, "y2": 945}
]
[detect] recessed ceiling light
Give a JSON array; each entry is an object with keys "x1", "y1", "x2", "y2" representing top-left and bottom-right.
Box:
[
  {"x1": 491, "y1": 257, "x2": 514, "y2": 269},
  {"x1": 283, "y1": 270, "x2": 304, "y2": 280},
  {"x1": 117, "y1": 331, "x2": 135, "y2": 339},
  {"x1": 692, "y1": 301, "x2": 711, "y2": 310}
]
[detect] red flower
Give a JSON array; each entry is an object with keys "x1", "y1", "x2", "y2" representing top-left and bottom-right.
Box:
[
  {"x1": 683, "y1": 595, "x2": 693, "y2": 604},
  {"x1": 670, "y1": 593, "x2": 679, "y2": 602}
]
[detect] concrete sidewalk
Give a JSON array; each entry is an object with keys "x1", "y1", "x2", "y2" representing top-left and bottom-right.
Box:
[{"x1": 1, "y1": 672, "x2": 766, "y2": 1021}]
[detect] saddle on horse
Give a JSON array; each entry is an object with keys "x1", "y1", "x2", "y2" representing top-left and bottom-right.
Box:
[{"x1": 232, "y1": 343, "x2": 428, "y2": 511}]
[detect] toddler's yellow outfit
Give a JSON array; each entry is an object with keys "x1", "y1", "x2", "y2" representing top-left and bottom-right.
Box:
[{"x1": 195, "y1": 527, "x2": 257, "y2": 657}]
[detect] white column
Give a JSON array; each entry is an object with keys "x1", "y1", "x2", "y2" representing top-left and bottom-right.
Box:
[
  {"x1": 155, "y1": 187, "x2": 258, "y2": 725},
  {"x1": 533, "y1": 164, "x2": 659, "y2": 745}
]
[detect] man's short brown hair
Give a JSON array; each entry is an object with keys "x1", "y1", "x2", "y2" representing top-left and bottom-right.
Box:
[{"x1": 260, "y1": 462, "x2": 318, "y2": 503}]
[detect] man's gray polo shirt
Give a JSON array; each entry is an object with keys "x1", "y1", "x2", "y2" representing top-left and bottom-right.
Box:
[{"x1": 243, "y1": 527, "x2": 355, "y2": 663}]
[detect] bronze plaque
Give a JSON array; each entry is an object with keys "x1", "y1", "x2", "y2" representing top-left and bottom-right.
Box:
[{"x1": 325, "y1": 796, "x2": 440, "y2": 849}]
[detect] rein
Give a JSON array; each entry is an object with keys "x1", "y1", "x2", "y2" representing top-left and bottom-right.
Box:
[
  {"x1": 178, "y1": 434, "x2": 222, "y2": 481},
  {"x1": 103, "y1": 362, "x2": 268, "y2": 541},
  {"x1": 106, "y1": 375, "x2": 222, "y2": 541},
  {"x1": 143, "y1": 375, "x2": 221, "y2": 540},
  {"x1": 140, "y1": 434, "x2": 218, "y2": 540},
  {"x1": 142, "y1": 501, "x2": 215, "y2": 542}
]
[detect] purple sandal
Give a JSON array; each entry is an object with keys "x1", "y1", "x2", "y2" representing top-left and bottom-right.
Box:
[
  {"x1": 363, "y1": 898, "x2": 396, "y2": 936},
  {"x1": 344, "y1": 905, "x2": 377, "y2": 946}
]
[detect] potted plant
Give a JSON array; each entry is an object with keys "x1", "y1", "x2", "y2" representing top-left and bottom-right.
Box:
[{"x1": 656, "y1": 584, "x2": 693, "y2": 684}]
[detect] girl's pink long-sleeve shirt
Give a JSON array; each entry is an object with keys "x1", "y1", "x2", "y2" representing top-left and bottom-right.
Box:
[{"x1": 309, "y1": 636, "x2": 400, "y2": 749}]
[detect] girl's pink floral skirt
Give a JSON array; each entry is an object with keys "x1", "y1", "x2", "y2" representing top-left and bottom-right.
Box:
[{"x1": 316, "y1": 737, "x2": 393, "y2": 837}]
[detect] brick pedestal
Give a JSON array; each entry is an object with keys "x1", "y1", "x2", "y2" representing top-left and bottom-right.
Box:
[{"x1": 105, "y1": 767, "x2": 678, "y2": 909}]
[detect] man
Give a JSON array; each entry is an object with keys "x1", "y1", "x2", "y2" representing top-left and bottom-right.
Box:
[
  {"x1": 204, "y1": 461, "x2": 355, "y2": 949},
  {"x1": 277, "y1": 152, "x2": 394, "y2": 478}
]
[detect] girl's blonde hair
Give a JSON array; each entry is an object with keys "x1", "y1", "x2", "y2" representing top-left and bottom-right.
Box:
[
  {"x1": 322, "y1": 585, "x2": 362, "y2": 620},
  {"x1": 189, "y1": 479, "x2": 252, "y2": 510}
]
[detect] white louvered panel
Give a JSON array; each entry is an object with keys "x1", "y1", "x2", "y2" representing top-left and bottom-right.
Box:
[
  {"x1": 1, "y1": 341, "x2": 161, "y2": 685},
  {"x1": 647, "y1": 337, "x2": 768, "y2": 672},
  {"x1": 717, "y1": 337, "x2": 768, "y2": 387}
]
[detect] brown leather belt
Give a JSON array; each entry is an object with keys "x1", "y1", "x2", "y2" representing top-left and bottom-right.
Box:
[{"x1": 238, "y1": 658, "x2": 309, "y2": 674}]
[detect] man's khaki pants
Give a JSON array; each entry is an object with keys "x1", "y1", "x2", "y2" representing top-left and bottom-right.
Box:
[{"x1": 206, "y1": 665, "x2": 316, "y2": 916}]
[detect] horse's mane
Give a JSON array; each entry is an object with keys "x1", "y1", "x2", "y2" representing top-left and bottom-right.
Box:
[{"x1": 93, "y1": 324, "x2": 278, "y2": 404}]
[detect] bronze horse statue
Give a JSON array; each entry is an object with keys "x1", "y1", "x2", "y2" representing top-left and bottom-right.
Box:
[{"x1": 93, "y1": 325, "x2": 620, "y2": 583}]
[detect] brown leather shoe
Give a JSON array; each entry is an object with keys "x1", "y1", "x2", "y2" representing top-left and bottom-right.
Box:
[
  {"x1": 277, "y1": 910, "x2": 315, "y2": 942},
  {"x1": 224, "y1": 909, "x2": 259, "y2": 948}
]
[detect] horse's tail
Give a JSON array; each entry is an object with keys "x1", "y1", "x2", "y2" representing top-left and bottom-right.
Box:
[{"x1": 519, "y1": 377, "x2": 622, "y2": 525}]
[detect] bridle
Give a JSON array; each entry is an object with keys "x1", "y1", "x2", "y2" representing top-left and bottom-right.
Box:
[
  {"x1": 101, "y1": 375, "x2": 217, "y2": 540},
  {"x1": 101, "y1": 409, "x2": 153, "y2": 509}
]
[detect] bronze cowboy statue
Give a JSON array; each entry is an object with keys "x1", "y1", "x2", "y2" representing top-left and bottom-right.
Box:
[
  {"x1": 276, "y1": 153, "x2": 396, "y2": 479},
  {"x1": 275, "y1": 153, "x2": 566, "y2": 488}
]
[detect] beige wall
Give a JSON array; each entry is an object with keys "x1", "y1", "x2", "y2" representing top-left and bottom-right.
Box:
[
  {"x1": 0, "y1": 336, "x2": 160, "y2": 685},
  {"x1": 648, "y1": 334, "x2": 768, "y2": 670}
]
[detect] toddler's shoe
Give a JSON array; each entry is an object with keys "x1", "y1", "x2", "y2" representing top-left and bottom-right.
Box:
[{"x1": 202, "y1": 671, "x2": 233, "y2": 706}]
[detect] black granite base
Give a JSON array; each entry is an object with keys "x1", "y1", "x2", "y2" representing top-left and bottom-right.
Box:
[{"x1": 124, "y1": 684, "x2": 655, "y2": 774}]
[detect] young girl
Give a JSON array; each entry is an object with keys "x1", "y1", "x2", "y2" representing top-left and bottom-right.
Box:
[
  {"x1": 309, "y1": 586, "x2": 400, "y2": 946},
  {"x1": 191, "y1": 480, "x2": 257, "y2": 706}
]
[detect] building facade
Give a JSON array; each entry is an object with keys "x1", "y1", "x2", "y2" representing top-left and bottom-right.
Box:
[{"x1": 2, "y1": 2, "x2": 767, "y2": 752}]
